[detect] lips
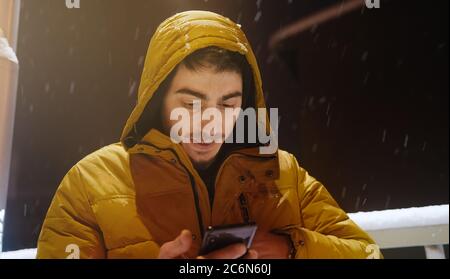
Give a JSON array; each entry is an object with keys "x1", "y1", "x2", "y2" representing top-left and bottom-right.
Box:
[
  {"x1": 196, "y1": 142, "x2": 212, "y2": 146},
  {"x1": 189, "y1": 142, "x2": 216, "y2": 152}
]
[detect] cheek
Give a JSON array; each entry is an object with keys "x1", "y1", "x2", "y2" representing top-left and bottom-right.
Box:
[
  {"x1": 161, "y1": 98, "x2": 182, "y2": 132},
  {"x1": 161, "y1": 105, "x2": 173, "y2": 132}
]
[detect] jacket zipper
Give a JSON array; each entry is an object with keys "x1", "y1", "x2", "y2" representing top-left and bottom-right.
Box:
[{"x1": 212, "y1": 152, "x2": 274, "y2": 224}]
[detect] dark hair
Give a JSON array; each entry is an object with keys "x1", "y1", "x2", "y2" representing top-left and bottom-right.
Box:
[
  {"x1": 181, "y1": 46, "x2": 248, "y2": 75},
  {"x1": 125, "y1": 46, "x2": 256, "y2": 148}
]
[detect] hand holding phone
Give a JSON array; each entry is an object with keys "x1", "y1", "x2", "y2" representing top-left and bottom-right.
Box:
[
  {"x1": 158, "y1": 226, "x2": 258, "y2": 259},
  {"x1": 199, "y1": 223, "x2": 258, "y2": 257}
]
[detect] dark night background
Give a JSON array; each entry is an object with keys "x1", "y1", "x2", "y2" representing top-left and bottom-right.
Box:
[{"x1": 3, "y1": 0, "x2": 449, "y2": 258}]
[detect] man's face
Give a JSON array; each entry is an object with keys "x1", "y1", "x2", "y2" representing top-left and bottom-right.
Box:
[{"x1": 161, "y1": 64, "x2": 243, "y2": 169}]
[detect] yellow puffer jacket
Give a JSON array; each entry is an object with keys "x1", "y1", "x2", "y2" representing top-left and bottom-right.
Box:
[{"x1": 37, "y1": 10, "x2": 378, "y2": 259}]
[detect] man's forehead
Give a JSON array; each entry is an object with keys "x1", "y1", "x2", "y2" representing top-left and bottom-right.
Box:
[{"x1": 170, "y1": 65, "x2": 243, "y2": 100}]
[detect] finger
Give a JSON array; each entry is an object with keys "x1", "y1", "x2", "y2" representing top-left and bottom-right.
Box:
[
  {"x1": 158, "y1": 230, "x2": 193, "y2": 259},
  {"x1": 243, "y1": 249, "x2": 258, "y2": 259},
  {"x1": 200, "y1": 243, "x2": 247, "y2": 259}
]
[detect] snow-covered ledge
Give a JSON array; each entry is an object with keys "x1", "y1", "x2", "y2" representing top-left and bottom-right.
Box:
[
  {"x1": 349, "y1": 204, "x2": 449, "y2": 259},
  {"x1": 0, "y1": 209, "x2": 37, "y2": 259},
  {"x1": 0, "y1": 248, "x2": 37, "y2": 259},
  {"x1": 0, "y1": 205, "x2": 448, "y2": 259}
]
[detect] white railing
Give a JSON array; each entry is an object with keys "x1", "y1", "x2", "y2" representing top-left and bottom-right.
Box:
[
  {"x1": 0, "y1": 205, "x2": 448, "y2": 259},
  {"x1": 349, "y1": 204, "x2": 449, "y2": 259}
]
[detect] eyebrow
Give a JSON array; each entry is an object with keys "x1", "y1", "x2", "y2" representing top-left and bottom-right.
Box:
[
  {"x1": 175, "y1": 88, "x2": 243, "y2": 101},
  {"x1": 221, "y1": 92, "x2": 243, "y2": 101},
  {"x1": 175, "y1": 88, "x2": 207, "y2": 100}
]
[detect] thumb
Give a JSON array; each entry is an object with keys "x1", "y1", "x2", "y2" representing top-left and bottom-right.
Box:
[{"x1": 158, "y1": 230, "x2": 193, "y2": 259}]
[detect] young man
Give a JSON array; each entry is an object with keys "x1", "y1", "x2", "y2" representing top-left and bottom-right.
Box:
[{"x1": 37, "y1": 10, "x2": 378, "y2": 259}]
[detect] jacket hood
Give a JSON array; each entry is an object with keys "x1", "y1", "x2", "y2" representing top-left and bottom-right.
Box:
[{"x1": 120, "y1": 10, "x2": 268, "y2": 149}]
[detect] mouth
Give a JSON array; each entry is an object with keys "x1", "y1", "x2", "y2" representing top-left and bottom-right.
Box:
[{"x1": 188, "y1": 142, "x2": 217, "y2": 152}]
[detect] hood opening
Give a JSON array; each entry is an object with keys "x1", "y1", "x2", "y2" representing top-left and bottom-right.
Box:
[{"x1": 123, "y1": 47, "x2": 262, "y2": 155}]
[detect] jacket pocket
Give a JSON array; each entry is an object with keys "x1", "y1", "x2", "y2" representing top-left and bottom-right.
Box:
[
  {"x1": 135, "y1": 187, "x2": 202, "y2": 256},
  {"x1": 244, "y1": 182, "x2": 301, "y2": 230},
  {"x1": 91, "y1": 196, "x2": 153, "y2": 251}
]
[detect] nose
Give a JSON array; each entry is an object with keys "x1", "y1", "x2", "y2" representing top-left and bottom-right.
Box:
[
  {"x1": 191, "y1": 105, "x2": 224, "y2": 143},
  {"x1": 200, "y1": 116, "x2": 222, "y2": 142}
]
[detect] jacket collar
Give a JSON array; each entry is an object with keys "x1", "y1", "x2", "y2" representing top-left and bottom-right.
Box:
[{"x1": 126, "y1": 128, "x2": 280, "y2": 180}]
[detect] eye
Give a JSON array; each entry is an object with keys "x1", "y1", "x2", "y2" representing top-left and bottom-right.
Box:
[
  {"x1": 183, "y1": 102, "x2": 194, "y2": 108},
  {"x1": 183, "y1": 99, "x2": 200, "y2": 109},
  {"x1": 220, "y1": 102, "x2": 235, "y2": 108}
]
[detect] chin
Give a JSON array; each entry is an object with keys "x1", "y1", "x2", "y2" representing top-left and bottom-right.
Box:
[
  {"x1": 182, "y1": 143, "x2": 221, "y2": 168},
  {"x1": 189, "y1": 154, "x2": 214, "y2": 168}
]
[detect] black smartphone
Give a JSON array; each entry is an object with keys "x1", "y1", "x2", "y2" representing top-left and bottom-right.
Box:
[{"x1": 198, "y1": 223, "x2": 258, "y2": 256}]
